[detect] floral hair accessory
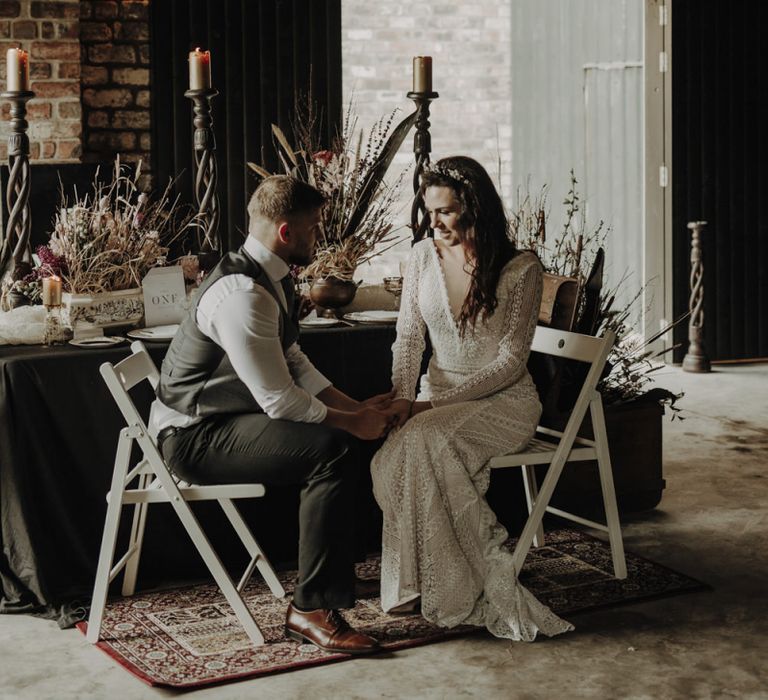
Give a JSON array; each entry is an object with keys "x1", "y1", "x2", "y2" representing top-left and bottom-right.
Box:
[{"x1": 422, "y1": 162, "x2": 471, "y2": 187}]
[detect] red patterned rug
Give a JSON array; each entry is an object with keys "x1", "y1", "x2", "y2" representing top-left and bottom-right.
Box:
[{"x1": 77, "y1": 529, "x2": 706, "y2": 688}]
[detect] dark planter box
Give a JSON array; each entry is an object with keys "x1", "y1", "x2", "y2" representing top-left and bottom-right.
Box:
[
  {"x1": 488, "y1": 398, "x2": 666, "y2": 531},
  {"x1": 547, "y1": 398, "x2": 666, "y2": 515}
]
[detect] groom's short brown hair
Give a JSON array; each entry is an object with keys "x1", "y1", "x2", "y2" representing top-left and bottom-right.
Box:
[{"x1": 248, "y1": 175, "x2": 325, "y2": 223}]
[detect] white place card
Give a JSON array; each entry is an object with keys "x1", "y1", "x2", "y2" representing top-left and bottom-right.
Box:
[{"x1": 142, "y1": 266, "x2": 187, "y2": 327}]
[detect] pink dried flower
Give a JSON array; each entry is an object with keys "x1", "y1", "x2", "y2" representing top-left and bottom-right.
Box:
[{"x1": 313, "y1": 150, "x2": 334, "y2": 166}]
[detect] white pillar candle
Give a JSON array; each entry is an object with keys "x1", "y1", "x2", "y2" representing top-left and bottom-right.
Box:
[
  {"x1": 412, "y1": 56, "x2": 432, "y2": 93},
  {"x1": 188, "y1": 48, "x2": 212, "y2": 90},
  {"x1": 7, "y1": 48, "x2": 29, "y2": 92}
]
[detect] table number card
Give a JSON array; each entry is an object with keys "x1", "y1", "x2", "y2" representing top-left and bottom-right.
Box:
[{"x1": 142, "y1": 267, "x2": 187, "y2": 327}]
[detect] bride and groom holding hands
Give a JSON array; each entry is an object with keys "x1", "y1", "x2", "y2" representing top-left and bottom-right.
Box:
[{"x1": 149, "y1": 157, "x2": 573, "y2": 655}]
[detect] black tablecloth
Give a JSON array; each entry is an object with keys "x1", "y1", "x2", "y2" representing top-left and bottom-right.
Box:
[{"x1": 0, "y1": 326, "x2": 396, "y2": 626}]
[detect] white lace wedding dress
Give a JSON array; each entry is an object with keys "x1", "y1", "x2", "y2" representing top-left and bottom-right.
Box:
[{"x1": 371, "y1": 240, "x2": 574, "y2": 641}]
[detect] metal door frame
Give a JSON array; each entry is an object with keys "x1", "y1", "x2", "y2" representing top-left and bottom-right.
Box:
[{"x1": 644, "y1": 0, "x2": 673, "y2": 350}]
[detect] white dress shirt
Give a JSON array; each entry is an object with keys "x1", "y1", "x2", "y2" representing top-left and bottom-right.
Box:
[{"x1": 149, "y1": 236, "x2": 330, "y2": 435}]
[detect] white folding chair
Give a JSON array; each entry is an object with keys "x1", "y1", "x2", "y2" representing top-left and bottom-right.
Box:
[
  {"x1": 87, "y1": 341, "x2": 285, "y2": 646},
  {"x1": 490, "y1": 327, "x2": 627, "y2": 579}
]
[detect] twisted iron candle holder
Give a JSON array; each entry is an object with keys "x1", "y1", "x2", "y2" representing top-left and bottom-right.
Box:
[
  {"x1": 407, "y1": 90, "x2": 439, "y2": 242},
  {"x1": 185, "y1": 88, "x2": 221, "y2": 263},
  {"x1": 682, "y1": 220, "x2": 711, "y2": 373},
  {"x1": 0, "y1": 89, "x2": 34, "y2": 307}
]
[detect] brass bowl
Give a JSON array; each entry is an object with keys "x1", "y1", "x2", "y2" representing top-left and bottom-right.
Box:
[{"x1": 309, "y1": 278, "x2": 358, "y2": 313}]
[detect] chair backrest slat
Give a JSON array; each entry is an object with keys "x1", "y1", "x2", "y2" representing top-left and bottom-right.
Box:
[
  {"x1": 106, "y1": 346, "x2": 157, "y2": 392},
  {"x1": 130, "y1": 340, "x2": 159, "y2": 388},
  {"x1": 530, "y1": 327, "x2": 616, "y2": 429},
  {"x1": 531, "y1": 325, "x2": 608, "y2": 363},
  {"x1": 99, "y1": 341, "x2": 157, "y2": 432}
]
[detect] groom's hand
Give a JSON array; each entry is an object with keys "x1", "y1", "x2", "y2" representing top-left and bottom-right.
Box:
[
  {"x1": 361, "y1": 389, "x2": 396, "y2": 409},
  {"x1": 350, "y1": 407, "x2": 393, "y2": 440}
]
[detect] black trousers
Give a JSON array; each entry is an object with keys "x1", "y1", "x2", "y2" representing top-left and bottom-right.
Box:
[{"x1": 160, "y1": 413, "x2": 357, "y2": 611}]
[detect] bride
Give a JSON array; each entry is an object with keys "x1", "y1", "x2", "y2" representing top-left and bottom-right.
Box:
[{"x1": 371, "y1": 156, "x2": 574, "y2": 641}]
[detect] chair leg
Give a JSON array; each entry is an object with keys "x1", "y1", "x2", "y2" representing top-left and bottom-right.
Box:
[
  {"x1": 521, "y1": 465, "x2": 545, "y2": 548},
  {"x1": 168, "y1": 497, "x2": 265, "y2": 645},
  {"x1": 145, "y1": 461, "x2": 266, "y2": 646},
  {"x1": 121, "y1": 470, "x2": 151, "y2": 596},
  {"x1": 87, "y1": 433, "x2": 132, "y2": 643},
  {"x1": 511, "y1": 447, "x2": 572, "y2": 577},
  {"x1": 591, "y1": 397, "x2": 627, "y2": 579},
  {"x1": 219, "y1": 499, "x2": 286, "y2": 598}
]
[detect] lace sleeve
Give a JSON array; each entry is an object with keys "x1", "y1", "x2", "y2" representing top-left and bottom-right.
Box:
[
  {"x1": 431, "y1": 256, "x2": 543, "y2": 407},
  {"x1": 391, "y1": 244, "x2": 427, "y2": 401}
]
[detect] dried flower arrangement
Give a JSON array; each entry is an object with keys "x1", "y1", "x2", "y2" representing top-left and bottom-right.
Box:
[
  {"x1": 35, "y1": 159, "x2": 197, "y2": 296},
  {"x1": 248, "y1": 101, "x2": 416, "y2": 282},
  {"x1": 510, "y1": 171, "x2": 683, "y2": 415}
]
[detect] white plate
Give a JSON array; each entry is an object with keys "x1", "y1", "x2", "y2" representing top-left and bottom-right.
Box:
[
  {"x1": 343, "y1": 310, "x2": 399, "y2": 324},
  {"x1": 299, "y1": 316, "x2": 341, "y2": 328},
  {"x1": 69, "y1": 336, "x2": 126, "y2": 348},
  {"x1": 126, "y1": 324, "x2": 180, "y2": 341}
]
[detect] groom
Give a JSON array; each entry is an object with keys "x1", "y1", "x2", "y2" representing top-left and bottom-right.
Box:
[{"x1": 150, "y1": 175, "x2": 393, "y2": 654}]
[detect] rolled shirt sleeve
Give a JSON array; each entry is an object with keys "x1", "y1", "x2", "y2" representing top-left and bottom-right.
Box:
[
  {"x1": 285, "y1": 342, "x2": 332, "y2": 396},
  {"x1": 198, "y1": 274, "x2": 328, "y2": 423}
]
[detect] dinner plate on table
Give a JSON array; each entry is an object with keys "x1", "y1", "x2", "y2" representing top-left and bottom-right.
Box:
[
  {"x1": 299, "y1": 316, "x2": 342, "y2": 328},
  {"x1": 343, "y1": 310, "x2": 399, "y2": 324},
  {"x1": 126, "y1": 324, "x2": 180, "y2": 342},
  {"x1": 69, "y1": 336, "x2": 127, "y2": 348}
]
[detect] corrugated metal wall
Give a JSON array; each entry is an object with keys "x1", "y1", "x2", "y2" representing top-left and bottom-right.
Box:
[{"x1": 511, "y1": 0, "x2": 645, "y2": 319}]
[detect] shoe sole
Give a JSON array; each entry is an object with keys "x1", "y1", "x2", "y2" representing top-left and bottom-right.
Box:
[{"x1": 284, "y1": 626, "x2": 381, "y2": 655}]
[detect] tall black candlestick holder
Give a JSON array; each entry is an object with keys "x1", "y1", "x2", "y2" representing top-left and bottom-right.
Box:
[
  {"x1": 0, "y1": 89, "x2": 34, "y2": 308},
  {"x1": 407, "y1": 90, "x2": 439, "y2": 242},
  {"x1": 185, "y1": 88, "x2": 221, "y2": 266}
]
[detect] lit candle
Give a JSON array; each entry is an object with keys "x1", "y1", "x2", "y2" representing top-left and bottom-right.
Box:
[
  {"x1": 42, "y1": 275, "x2": 62, "y2": 307},
  {"x1": 188, "y1": 48, "x2": 212, "y2": 90},
  {"x1": 412, "y1": 56, "x2": 432, "y2": 93},
  {"x1": 6, "y1": 48, "x2": 29, "y2": 92}
]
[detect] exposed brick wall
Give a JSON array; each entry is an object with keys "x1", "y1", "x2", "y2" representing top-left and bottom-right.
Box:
[
  {"x1": 342, "y1": 1, "x2": 513, "y2": 281},
  {"x1": 0, "y1": 0, "x2": 82, "y2": 161},
  {"x1": 0, "y1": 0, "x2": 150, "y2": 170},
  {"x1": 79, "y1": 0, "x2": 150, "y2": 178},
  {"x1": 343, "y1": 1, "x2": 512, "y2": 198}
]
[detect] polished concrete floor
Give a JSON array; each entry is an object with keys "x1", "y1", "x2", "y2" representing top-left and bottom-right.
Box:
[{"x1": 1, "y1": 365, "x2": 766, "y2": 700}]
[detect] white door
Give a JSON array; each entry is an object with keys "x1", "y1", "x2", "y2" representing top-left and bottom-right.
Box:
[{"x1": 511, "y1": 0, "x2": 662, "y2": 337}]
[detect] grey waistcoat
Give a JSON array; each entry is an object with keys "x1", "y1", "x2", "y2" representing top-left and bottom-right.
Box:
[{"x1": 157, "y1": 247, "x2": 299, "y2": 418}]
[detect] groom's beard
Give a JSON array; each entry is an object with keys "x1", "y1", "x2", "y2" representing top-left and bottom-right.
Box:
[
  {"x1": 288, "y1": 246, "x2": 314, "y2": 267},
  {"x1": 288, "y1": 252, "x2": 311, "y2": 267}
]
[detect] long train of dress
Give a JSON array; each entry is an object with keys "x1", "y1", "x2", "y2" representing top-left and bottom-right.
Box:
[{"x1": 370, "y1": 240, "x2": 574, "y2": 641}]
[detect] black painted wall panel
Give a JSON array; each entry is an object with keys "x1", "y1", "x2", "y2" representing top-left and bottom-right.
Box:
[
  {"x1": 673, "y1": 1, "x2": 768, "y2": 360},
  {"x1": 150, "y1": 0, "x2": 342, "y2": 253}
]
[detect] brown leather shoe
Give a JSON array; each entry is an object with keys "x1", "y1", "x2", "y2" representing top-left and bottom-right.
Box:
[{"x1": 285, "y1": 604, "x2": 381, "y2": 655}]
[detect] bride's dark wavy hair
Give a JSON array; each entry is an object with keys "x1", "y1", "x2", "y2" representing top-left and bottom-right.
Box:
[{"x1": 420, "y1": 155, "x2": 518, "y2": 335}]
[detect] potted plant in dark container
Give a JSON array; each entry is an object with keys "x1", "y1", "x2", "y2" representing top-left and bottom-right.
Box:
[{"x1": 511, "y1": 173, "x2": 683, "y2": 515}]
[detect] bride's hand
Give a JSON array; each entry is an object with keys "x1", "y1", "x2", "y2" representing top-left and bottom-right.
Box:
[{"x1": 383, "y1": 399, "x2": 413, "y2": 429}]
